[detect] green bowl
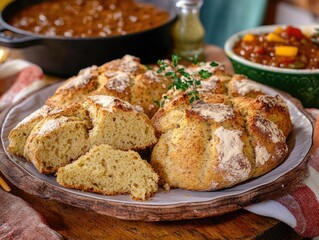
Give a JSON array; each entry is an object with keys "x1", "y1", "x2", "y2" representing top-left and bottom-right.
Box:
[{"x1": 224, "y1": 25, "x2": 319, "y2": 108}]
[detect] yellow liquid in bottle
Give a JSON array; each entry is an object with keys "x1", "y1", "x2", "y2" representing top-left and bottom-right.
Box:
[{"x1": 173, "y1": 2, "x2": 205, "y2": 60}]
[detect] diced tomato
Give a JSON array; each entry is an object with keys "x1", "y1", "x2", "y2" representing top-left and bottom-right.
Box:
[
  {"x1": 253, "y1": 46, "x2": 265, "y2": 54},
  {"x1": 285, "y1": 26, "x2": 304, "y2": 40}
]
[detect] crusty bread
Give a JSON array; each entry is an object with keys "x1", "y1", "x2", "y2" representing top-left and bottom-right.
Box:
[
  {"x1": 45, "y1": 65, "x2": 100, "y2": 108},
  {"x1": 56, "y1": 144, "x2": 158, "y2": 200},
  {"x1": 228, "y1": 74, "x2": 265, "y2": 98},
  {"x1": 98, "y1": 54, "x2": 147, "y2": 76},
  {"x1": 7, "y1": 105, "x2": 57, "y2": 157},
  {"x1": 150, "y1": 91, "x2": 291, "y2": 191},
  {"x1": 232, "y1": 95, "x2": 292, "y2": 138},
  {"x1": 24, "y1": 113, "x2": 92, "y2": 174},
  {"x1": 82, "y1": 95, "x2": 158, "y2": 151},
  {"x1": 8, "y1": 95, "x2": 157, "y2": 174},
  {"x1": 8, "y1": 56, "x2": 293, "y2": 200},
  {"x1": 46, "y1": 55, "x2": 172, "y2": 118}
]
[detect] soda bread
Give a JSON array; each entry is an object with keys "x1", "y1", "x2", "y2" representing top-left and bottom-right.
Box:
[
  {"x1": 150, "y1": 91, "x2": 291, "y2": 191},
  {"x1": 7, "y1": 56, "x2": 293, "y2": 200},
  {"x1": 8, "y1": 105, "x2": 58, "y2": 157},
  {"x1": 46, "y1": 55, "x2": 172, "y2": 118},
  {"x1": 8, "y1": 95, "x2": 157, "y2": 174},
  {"x1": 56, "y1": 144, "x2": 159, "y2": 200}
]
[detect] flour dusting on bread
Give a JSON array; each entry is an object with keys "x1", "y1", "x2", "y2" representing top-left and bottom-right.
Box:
[
  {"x1": 198, "y1": 76, "x2": 219, "y2": 92},
  {"x1": 214, "y1": 126, "x2": 251, "y2": 183},
  {"x1": 255, "y1": 144, "x2": 271, "y2": 166},
  {"x1": 144, "y1": 70, "x2": 161, "y2": 82},
  {"x1": 257, "y1": 95, "x2": 288, "y2": 109},
  {"x1": 232, "y1": 78, "x2": 262, "y2": 95},
  {"x1": 61, "y1": 73, "x2": 93, "y2": 90},
  {"x1": 38, "y1": 116, "x2": 69, "y2": 135},
  {"x1": 191, "y1": 102, "x2": 234, "y2": 122},
  {"x1": 119, "y1": 55, "x2": 140, "y2": 73},
  {"x1": 88, "y1": 95, "x2": 134, "y2": 112},
  {"x1": 106, "y1": 72, "x2": 130, "y2": 92},
  {"x1": 16, "y1": 105, "x2": 52, "y2": 128},
  {"x1": 255, "y1": 116, "x2": 284, "y2": 143}
]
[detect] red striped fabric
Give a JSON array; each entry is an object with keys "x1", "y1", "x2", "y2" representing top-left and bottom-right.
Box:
[
  {"x1": 277, "y1": 184, "x2": 319, "y2": 237},
  {"x1": 0, "y1": 61, "x2": 43, "y2": 111}
]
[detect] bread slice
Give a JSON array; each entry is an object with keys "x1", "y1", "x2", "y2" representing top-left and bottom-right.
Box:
[
  {"x1": 7, "y1": 105, "x2": 61, "y2": 156},
  {"x1": 56, "y1": 144, "x2": 158, "y2": 200},
  {"x1": 24, "y1": 114, "x2": 92, "y2": 174},
  {"x1": 83, "y1": 95, "x2": 157, "y2": 151},
  {"x1": 8, "y1": 96, "x2": 157, "y2": 174}
]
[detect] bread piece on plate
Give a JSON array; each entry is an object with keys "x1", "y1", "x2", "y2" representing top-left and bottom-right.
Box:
[
  {"x1": 46, "y1": 65, "x2": 99, "y2": 108},
  {"x1": 151, "y1": 91, "x2": 291, "y2": 191},
  {"x1": 228, "y1": 74, "x2": 265, "y2": 98},
  {"x1": 56, "y1": 144, "x2": 158, "y2": 200},
  {"x1": 23, "y1": 105, "x2": 92, "y2": 174},
  {"x1": 7, "y1": 105, "x2": 62, "y2": 157},
  {"x1": 232, "y1": 95, "x2": 292, "y2": 138},
  {"x1": 83, "y1": 95, "x2": 157, "y2": 151},
  {"x1": 8, "y1": 95, "x2": 157, "y2": 174},
  {"x1": 46, "y1": 55, "x2": 172, "y2": 118}
]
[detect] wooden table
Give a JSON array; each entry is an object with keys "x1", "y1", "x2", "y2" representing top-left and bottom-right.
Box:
[{"x1": 0, "y1": 47, "x2": 305, "y2": 240}]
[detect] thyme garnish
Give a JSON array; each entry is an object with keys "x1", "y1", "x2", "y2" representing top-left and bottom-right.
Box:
[{"x1": 154, "y1": 54, "x2": 219, "y2": 107}]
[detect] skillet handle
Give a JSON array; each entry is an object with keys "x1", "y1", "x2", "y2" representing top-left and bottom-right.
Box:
[{"x1": 0, "y1": 25, "x2": 41, "y2": 48}]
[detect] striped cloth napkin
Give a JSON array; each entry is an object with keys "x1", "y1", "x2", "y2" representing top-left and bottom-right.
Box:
[
  {"x1": 0, "y1": 59, "x2": 45, "y2": 112},
  {"x1": 0, "y1": 59, "x2": 318, "y2": 238}
]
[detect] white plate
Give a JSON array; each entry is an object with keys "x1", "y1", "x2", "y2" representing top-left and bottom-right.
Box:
[{"x1": 0, "y1": 82, "x2": 313, "y2": 217}]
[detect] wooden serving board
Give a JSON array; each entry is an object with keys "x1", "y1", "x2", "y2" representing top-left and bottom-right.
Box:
[{"x1": 0, "y1": 84, "x2": 313, "y2": 221}]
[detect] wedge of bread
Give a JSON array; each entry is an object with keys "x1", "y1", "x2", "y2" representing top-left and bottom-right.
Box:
[
  {"x1": 8, "y1": 96, "x2": 157, "y2": 174},
  {"x1": 57, "y1": 144, "x2": 158, "y2": 200}
]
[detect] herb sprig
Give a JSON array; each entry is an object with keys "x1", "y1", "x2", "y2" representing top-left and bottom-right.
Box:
[{"x1": 154, "y1": 54, "x2": 218, "y2": 107}]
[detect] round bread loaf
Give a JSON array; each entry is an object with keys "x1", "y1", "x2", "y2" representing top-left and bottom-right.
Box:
[{"x1": 150, "y1": 90, "x2": 291, "y2": 191}]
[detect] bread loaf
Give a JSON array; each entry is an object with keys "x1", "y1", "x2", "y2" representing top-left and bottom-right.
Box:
[
  {"x1": 25, "y1": 116, "x2": 91, "y2": 174},
  {"x1": 56, "y1": 144, "x2": 159, "y2": 200},
  {"x1": 7, "y1": 56, "x2": 293, "y2": 200},
  {"x1": 150, "y1": 90, "x2": 291, "y2": 191}
]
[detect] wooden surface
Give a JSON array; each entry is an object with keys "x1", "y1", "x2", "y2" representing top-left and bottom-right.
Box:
[
  {"x1": 0, "y1": 47, "x2": 307, "y2": 239},
  {"x1": 0, "y1": 174, "x2": 304, "y2": 240}
]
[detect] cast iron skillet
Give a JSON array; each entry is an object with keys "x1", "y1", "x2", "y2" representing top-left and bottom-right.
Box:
[{"x1": 0, "y1": 0, "x2": 176, "y2": 77}]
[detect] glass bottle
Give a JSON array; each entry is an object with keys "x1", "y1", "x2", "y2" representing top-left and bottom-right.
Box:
[{"x1": 173, "y1": 0, "x2": 205, "y2": 60}]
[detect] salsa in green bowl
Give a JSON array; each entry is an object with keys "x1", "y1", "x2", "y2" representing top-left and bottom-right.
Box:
[{"x1": 224, "y1": 25, "x2": 319, "y2": 108}]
